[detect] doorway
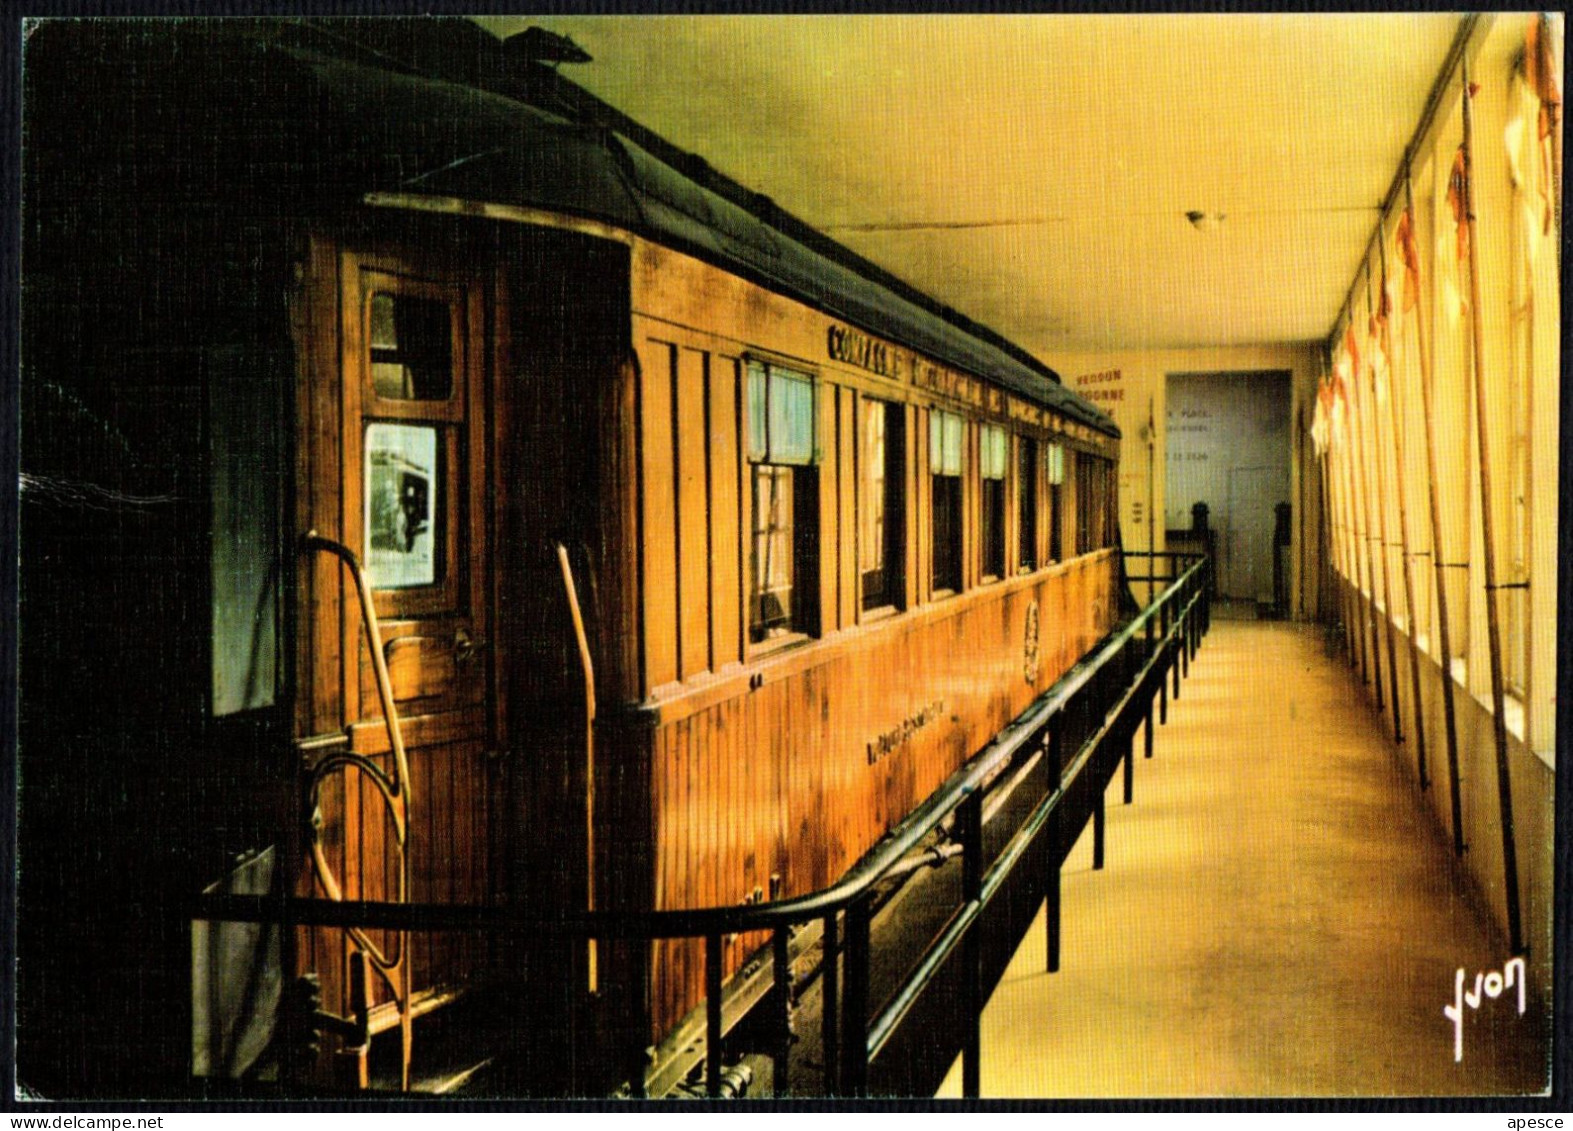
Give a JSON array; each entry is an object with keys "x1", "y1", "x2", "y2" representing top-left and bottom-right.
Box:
[
  {"x1": 1166, "y1": 371, "x2": 1290, "y2": 604},
  {"x1": 293, "y1": 238, "x2": 502, "y2": 1079}
]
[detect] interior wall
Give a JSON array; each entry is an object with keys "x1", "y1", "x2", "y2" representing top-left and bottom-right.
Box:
[
  {"x1": 1045, "y1": 344, "x2": 1322, "y2": 615},
  {"x1": 1310, "y1": 12, "x2": 1557, "y2": 1002}
]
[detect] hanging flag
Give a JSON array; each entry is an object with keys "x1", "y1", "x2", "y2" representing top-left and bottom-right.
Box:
[
  {"x1": 1525, "y1": 14, "x2": 1562, "y2": 234},
  {"x1": 1312, "y1": 381, "x2": 1332, "y2": 456},
  {"x1": 1447, "y1": 146, "x2": 1470, "y2": 264},
  {"x1": 1369, "y1": 307, "x2": 1390, "y2": 406},
  {"x1": 1396, "y1": 209, "x2": 1422, "y2": 312},
  {"x1": 1330, "y1": 364, "x2": 1349, "y2": 449},
  {"x1": 1342, "y1": 324, "x2": 1362, "y2": 408},
  {"x1": 1526, "y1": 13, "x2": 1562, "y2": 123}
]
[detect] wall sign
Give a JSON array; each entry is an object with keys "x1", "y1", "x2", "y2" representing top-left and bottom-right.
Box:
[
  {"x1": 866, "y1": 700, "x2": 946, "y2": 766},
  {"x1": 1072, "y1": 368, "x2": 1125, "y2": 404},
  {"x1": 827, "y1": 323, "x2": 900, "y2": 379}
]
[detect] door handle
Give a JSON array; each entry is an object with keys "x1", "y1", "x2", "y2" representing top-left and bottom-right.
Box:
[{"x1": 453, "y1": 627, "x2": 487, "y2": 666}]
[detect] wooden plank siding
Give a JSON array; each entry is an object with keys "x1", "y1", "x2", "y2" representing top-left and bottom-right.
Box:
[
  {"x1": 676, "y1": 348, "x2": 710, "y2": 681},
  {"x1": 709, "y1": 356, "x2": 744, "y2": 673},
  {"x1": 618, "y1": 239, "x2": 1122, "y2": 1042},
  {"x1": 916, "y1": 407, "x2": 932, "y2": 607},
  {"x1": 837, "y1": 386, "x2": 858, "y2": 631},
  {"x1": 638, "y1": 338, "x2": 681, "y2": 692},
  {"x1": 817, "y1": 380, "x2": 840, "y2": 635},
  {"x1": 631, "y1": 551, "x2": 1119, "y2": 1038}
]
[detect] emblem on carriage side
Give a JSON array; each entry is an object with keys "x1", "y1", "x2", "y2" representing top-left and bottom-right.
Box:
[{"x1": 1023, "y1": 599, "x2": 1041, "y2": 684}]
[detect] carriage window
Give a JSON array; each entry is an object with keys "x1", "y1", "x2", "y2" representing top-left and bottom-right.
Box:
[
  {"x1": 1018, "y1": 437, "x2": 1038, "y2": 573},
  {"x1": 980, "y1": 424, "x2": 1007, "y2": 580},
  {"x1": 930, "y1": 409, "x2": 964, "y2": 594},
  {"x1": 369, "y1": 292, "x2": 453, "y2": 401},
  {"x1": 1046, "y1": 442, "x2": 1065, "y2": 562},
  {"x1": 365, "y1": 422, "x2": 440, "y2": 589},
  {"x1": 1075, "y1": 451, "x2": 1111, "y2": 555},
  {"x1": 861, "y1": 399, "x2": 904, "y2": 611},
  {"x1": 747, "y1": 361, "x2": 818, "y2": 643}
]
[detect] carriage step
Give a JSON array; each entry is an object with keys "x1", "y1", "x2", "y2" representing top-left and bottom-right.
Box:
[{"x1": 363, "y1": 986, "x2": 499, "y2": 1094}]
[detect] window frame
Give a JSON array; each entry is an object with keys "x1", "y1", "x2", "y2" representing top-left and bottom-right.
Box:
[
  {"x1": 979, "y1": 422, "x2": 1008, "y2": 582},
  {"x1": 929, "y1": 408, "x2": 966, "y2": 596},
  {"x1": 357, "y1": 271, "x2": 468, "y2": 619},
  {"x1": 1017, "y1": 434, "x2": 1038, "y2": 574},
  {"x1": 860, "y1": 396, "x2": 906, "y2": 615},
  {"x1": 1046, "y1": 440, "x2": 1065, "y2": 563},
  {"x1": 744, "y1": 357, "x2": 821, "y2": 648}
]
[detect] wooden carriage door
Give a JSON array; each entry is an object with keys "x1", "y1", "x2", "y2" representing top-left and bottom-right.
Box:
[{"x1": 307, "y1": 247, "x2": 498, "y2": 1013}]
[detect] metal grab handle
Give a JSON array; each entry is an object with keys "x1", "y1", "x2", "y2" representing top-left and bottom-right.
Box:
[
  {"x1": 302, "y1": 531, "x2": 412, "y2": 811},
  {"x1": 556, "y1": 541, "x2": 599, "y2": 994},
  {"x1": 299, "y1": 530, "x2": 414, "y2": 1089}
]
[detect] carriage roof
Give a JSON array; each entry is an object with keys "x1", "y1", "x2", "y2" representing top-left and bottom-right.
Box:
[{"x1": 27, "y1": 17, "x2": 1118, "y2": 438}]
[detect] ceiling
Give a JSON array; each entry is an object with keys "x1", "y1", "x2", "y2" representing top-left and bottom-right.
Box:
[{"x1": 475, "y1": 14, "x2": 1464, "y2": 359}]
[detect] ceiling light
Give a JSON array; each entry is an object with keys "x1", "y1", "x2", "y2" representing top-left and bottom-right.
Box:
[{"x1": 1186, "y1": 210, "x2": 1226, "y2": 232}]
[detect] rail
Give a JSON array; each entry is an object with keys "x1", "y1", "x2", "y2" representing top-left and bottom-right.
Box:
[
  {"x1": 296, "y1": 532, "x2": 414, "y2": 1092},
  {"x1": 196, "y1": 553, "x2": 1211, "y2": 1098}
]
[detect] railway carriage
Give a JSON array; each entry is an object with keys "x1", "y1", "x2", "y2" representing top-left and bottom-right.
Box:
[{"x1": 19, "y1": 18, "x2": 1122, "y2": 1096}]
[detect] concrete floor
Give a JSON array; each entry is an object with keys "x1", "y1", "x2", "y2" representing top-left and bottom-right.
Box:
[{"x1": 936, "y1": 618, "x2": 1550, "y2": 1098}]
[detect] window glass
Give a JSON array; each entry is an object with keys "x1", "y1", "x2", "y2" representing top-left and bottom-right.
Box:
[
  {"x1": 930, "y1": 409, "x2": 965, "y2": 592},
  {"x1": 862, "y1": 399, "x2": 904, "y2": 610},
  {"x1": 747, "y1": 360, "x2": 815, "y2": 465},
  {"x1": 1018, "y1": 438, "x2": 1038, "y2": 573},
  {"x1": 370, "y1": 293, "x2": 453, "y2": 401},
  {"x1": 770, "y1": 372, "x2": 815, "y2": 464},
  {"x1": 980, "y1": 424, "x2": 1008, "y2": 480},
  {"x1": 1046, "y1": 442, "x2": 1065, "y2": 485},
  {"x1": 862, "y1": 401, "x2": 886, "y2": 582},
  {"x1": 747, "y1": 365, "x2": 768, "y2": 460},
  {"x1": 365, "y1": 422, "x2": 440, "y2": 589},
  {"x1": 751, "y1": 465, "x2": 796, "y2": 638},
  {"x1": 1075, "y1": 452, "x2": 1113, "y2": 554},
  {"x1": 930, "y1": 409, "x2": 963, "y2": 476},
  {"x1": 980, "y1": 424, "x2": 1007, "y2": 578},
  {"x1": 746, "y1": 360, "x2": 819, "y2": 641}
]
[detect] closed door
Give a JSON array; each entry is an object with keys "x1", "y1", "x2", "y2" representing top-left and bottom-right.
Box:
[
  {"x1": 297, "y1": 242, "x2": 499, "y2": 1025},
  {"x1": 1223, "y1": 465, "x2": 1280, "y2": 602}
]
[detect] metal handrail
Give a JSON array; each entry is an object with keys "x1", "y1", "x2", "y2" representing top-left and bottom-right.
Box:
[
  {"x1": 197, "y1": 553, "x2": 1211, "y2": 1096},
  {"x1": 298, "y1": 531, "x2": 414, "y2": 1091},
  {"x1": 207, "y1": 554, "x2": 1206, "y2": 938}
]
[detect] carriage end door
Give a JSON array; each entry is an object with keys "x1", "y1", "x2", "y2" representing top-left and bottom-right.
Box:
[{"x1": 300, "y1": 244, "x2": 500, "y2": 1011}]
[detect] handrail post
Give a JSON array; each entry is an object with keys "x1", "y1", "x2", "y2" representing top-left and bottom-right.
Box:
[
  {"x1": 1092, "y1": 782, "x2": 1106, "y2": 871},
  {"x1": 1045, "y1": 723, "x2": 1063, "y2": 973},
  {"x1": 1188, "y1": 580, "x2": 1199, "y2": 659},
  {"x1": 706, "y1": 932, "x2": 724, "y2": 1098},
  {"x1": 1122, "y1": 713, "x2": 1135, "y2": 805},
  {"x1": 1203, "y1": 558, "x2": 1212, "y2": 633},
  {"x1": 1145, "y1": 589, "x2": 1155, "y2": 659},
  {"x1": 821, "y1": 911, "x2": 840, "y2": 1095},
  {"x1": 772, "y1": 926, "x2": 793, "y2": 1096},
  {"x1": 1171, "y1": 627, "x2": 1182, "y2": 699},
  {"x1": 843, "y1": 896, "x2": 872, "y2": 1097},
  {"x1": 1159, "y1": 650, "x2": 1168, "y2": 726},
  {"x1": 960, "y1": 789, "x2": 984, "y2": 1099}
]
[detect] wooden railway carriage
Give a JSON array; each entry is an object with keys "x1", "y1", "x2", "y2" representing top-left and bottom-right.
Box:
[{"x1": 19, "y1": 19, "x2": 1120, "y2": 1096}]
